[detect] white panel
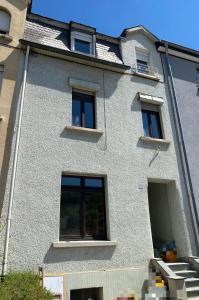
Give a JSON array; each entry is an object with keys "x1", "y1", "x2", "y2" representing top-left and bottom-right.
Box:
[
  {"x1": 0, "y1": 10, "x2": 10, "y2": 33},
  {"x1": 136, "y1": 49, "x2": 149, "y2": 62},
  {"x1": 139, "y1": 93, "x2": 164, "y2": 105},
  {"x1": 44, "y1": 276, "x2": 64, "y2": 299}
]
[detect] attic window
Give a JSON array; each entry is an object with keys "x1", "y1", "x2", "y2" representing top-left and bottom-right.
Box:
[
  {"x1": 0, "y1": 9, "x2": 11, "y2": 35},
  {"x1": 136, "y1": 48, "x2": 150, "y2": 74},
  {"x1": 71, "y1": 31, "x2": 94, "y2": 56}
]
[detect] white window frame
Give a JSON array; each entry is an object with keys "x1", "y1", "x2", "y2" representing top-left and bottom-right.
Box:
[{"x1": 71, "y1": 31, "x2": 95, "y2": 56}]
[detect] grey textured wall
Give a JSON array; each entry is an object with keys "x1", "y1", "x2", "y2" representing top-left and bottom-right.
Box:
[
  {"x1": 169, "y1": 56, "x2": 199, "y2": 212},
  {"x1": 0, "y1": 32, "x2": 195, "y2": 298}
]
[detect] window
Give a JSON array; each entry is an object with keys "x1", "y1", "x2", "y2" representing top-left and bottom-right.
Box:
[
  {"x1": 72, "y1": 91, "x2": 95, "y2": 129},
  {"x1": 142, "y1": 109, "x2": 162, "y2": 139},
  {"x1": 71, "y1": 31, "x2": 94, "y2": 55},
  {"x1": 60, "y1": 175, "x2": 107, "y2": 241},
  {"x1": 0, "y1": 9, "x2": 11, "y2": 35},
  {"x1": 74, "y1": 39, "x2": 91, "y2": 54},
  {"x1": 71, "y1": 288, "x2": 102, "y2": 300},
  {"x1": 136, "y1": 49, "x2": 149, "y2": 74}
]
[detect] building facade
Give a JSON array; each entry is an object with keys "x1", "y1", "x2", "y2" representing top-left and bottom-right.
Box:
[
  {"x1": 0, "y1": 12, "x2": 197, "y2": 300},
  {"x1": 0, "y1": 0, "x2": 31, "y2": 212}
]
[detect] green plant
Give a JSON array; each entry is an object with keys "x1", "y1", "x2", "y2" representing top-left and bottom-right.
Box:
[{"x1": 0, "y1": 271, "x2": 54, "y2": 300}]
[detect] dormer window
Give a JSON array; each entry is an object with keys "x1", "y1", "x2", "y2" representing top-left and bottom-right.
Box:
[
  {"x1": 71, "y1": 31, "x2": 94, "y2": 56},
  {"x1": 0, "y1": 9, "x2": 11, "y2": 35}
]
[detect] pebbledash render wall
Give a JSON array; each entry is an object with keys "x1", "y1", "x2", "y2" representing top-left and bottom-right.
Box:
[{"x1": 1, "y1": 22, "x2": 196, "y2": 299}]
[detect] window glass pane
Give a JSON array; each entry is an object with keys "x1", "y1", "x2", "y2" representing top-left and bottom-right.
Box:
[
  {"x1": 85, "y1": 192, "x2": 106, "y2": 240},
  {"x1": 196, "y1": 70, "x2": 199, "y2": 83},
  {"x1": 142, "y1": 111, "x2": 149, "y2": 137},
  {"x1": 85, "y1": 178, "x2": 103, "y2": 187},
  {"x1": 75, "y1": 39, "x2": 91, "y2": 54},
  {"x1": 60, "y1": 191, "x2": 81, "y2": 239},
  {"x1": 72, "y1": 99, "x2": 81, "y2": 126},
  {"x1": 61, "y1": 176, "x2": 81, "y2": 186},
  {"x1": 0, "y1": 10, "x2": 10, "y2": 34},
  {"x1": 137, "y1": 59, "x2": 148, "y2": 73},
  {"x1": 71, "y1": 288, "x2": 100, "y2": 300},
  {"x1": 84, "y1": 101, "x2": 94, "y2": 128},
  {"x1": 150, "y1": 112, "x2": 162, "y2": 139}
]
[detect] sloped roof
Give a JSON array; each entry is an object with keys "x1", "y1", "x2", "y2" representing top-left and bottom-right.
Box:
[
  {"x1": 23, "y1": 17, "x2": 123, "y2": 65},
  {"x1": 121, "y1": 25, "x2": 159, "y2": 42}
]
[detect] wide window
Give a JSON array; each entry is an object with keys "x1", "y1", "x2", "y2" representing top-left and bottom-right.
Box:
[
  {"x1": 72, "y1": 91, "x2": 95, "y2": 129},
  {"x1": 71, "y1": 288, "x2": 102, "y2": 300},
  {"x1": 142, "y1": 109, "x2": 162, "y2": 139},
  {"x1": 0, "y1": 10, "x2": 11, "y2": 35},
  {"x1": 60, "y1": 175, "x2": 107, "y2": 241}
]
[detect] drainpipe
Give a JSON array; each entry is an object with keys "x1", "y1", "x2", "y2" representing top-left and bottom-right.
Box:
[
  {"x1": 2, "y1": 46, "x2": 30, "y2": 276},
  {"x1": 163, "y1": 41, "x2": 199, "y2": 255}
]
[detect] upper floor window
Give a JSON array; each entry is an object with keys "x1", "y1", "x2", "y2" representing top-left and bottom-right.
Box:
[
  {"x1": 0, "y1": 9, "x2": 11, "y2": 35},
  {"x1": 60, "y1": 175, "x2": 107, "y2": 241},
  {"x1": 142, "y1": 106, "x2": 163, "y2": 139},
  {"x1": 136, "y1": 48, "x2": 149, "y2": 74},
  {"x1": 71, "y1": 31, "x2": 94, "y2": 55},
  {"x1": 72, "y1": 90, "x2": 95, "y2": 129}
]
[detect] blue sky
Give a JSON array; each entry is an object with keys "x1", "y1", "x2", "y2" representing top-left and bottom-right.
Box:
[{"x1": 32, "y1": 0, "x2": 198, "y2": 50}]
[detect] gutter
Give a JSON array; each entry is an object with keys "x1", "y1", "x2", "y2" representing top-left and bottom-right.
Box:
[
  {"x1": 2, "y1": 46, "x2": 30, "y2": 276},
  {"x1": 20, "y1": 39, "x2": 130, "y2": 71},
  {"x1": 163, "y1": 42, "x2": 199, "y2": 254}
]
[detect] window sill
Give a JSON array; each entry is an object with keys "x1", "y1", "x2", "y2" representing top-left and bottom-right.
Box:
[
  {"x1": 134, "y1": 71, "x2": 160, "y2": 81},
  {"x1": 0, "y1": 34, "x2": 13, "y2": 42},
  {"x1": 52, "y1": 240, "x2": 118, "y2": 248},
  {"x1": 140, "y1": 136, "x2": 171, "y2": 145},
  {"x1": 65, "y1": 125, "x2": 103, "y2": 135}
]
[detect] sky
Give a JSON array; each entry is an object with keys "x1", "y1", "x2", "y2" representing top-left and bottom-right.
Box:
[{"x1": 32, "y1": 0, "x2": 198, "y2": 51}]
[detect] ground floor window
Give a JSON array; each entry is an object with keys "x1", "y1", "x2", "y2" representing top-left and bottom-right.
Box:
[
  {"x1": 60, "y1": 175, "x2": 107, "y2": 241},
  {"x1": 70, "y1": 288, "x2": 102, "y2": 300}
]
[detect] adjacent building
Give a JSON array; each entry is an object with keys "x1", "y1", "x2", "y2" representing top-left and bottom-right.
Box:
[
  {"x1": 0, "y1": 0, "x2": 31, "y2": 212},
  {"x1": 156, "y1": 42, "x2": 199, "y2": 251},
  {"x1": 0, "y1": 11, "x2": 196, "y2": 299}
]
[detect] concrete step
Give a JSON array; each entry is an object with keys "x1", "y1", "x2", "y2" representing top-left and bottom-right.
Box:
[
  {"x1": 187, "y1": 287, "x2": 199, "y2": 299},
  {"x1": 175, "y1": 270, "x2": 198, "y2": 278},
  {"x1": 166, "y1": 262, "x2": 190, "y2": 271},
  {"x1": 186, "y1": 278, "x2": 199, "y2": 288}
]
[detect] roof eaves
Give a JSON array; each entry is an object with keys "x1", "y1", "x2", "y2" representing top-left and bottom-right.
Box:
[
  {"x1": 121, "y1": 25, "x2": 159, "y2": 42},
  {"x1": 20, "y1": 39, "x2": 130, "y2": 71},
  {"x1": 156, "y1": 40, "x2": 199, "y2": 58}
]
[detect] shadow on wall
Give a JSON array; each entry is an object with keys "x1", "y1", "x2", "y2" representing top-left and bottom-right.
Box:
[
  {"x1": 60, "y1": 129, "x2": 102, "y2": 143},
  {"x1": 26, "y1": 53, "x2": 123, "y2": 98},
  {"x1": 43, "y1": 245, "x2": 115, "y2": 264},
  {"x1": 6, "y1": 0, "x2": 27, "y2": 11},
  {"x1": 0, "y1": 49, "x2": 24, "y2": 213}
]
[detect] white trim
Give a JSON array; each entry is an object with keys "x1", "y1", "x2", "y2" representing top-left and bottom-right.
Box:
[
  {"x1": 69, "y1": 77, "x2": 100, "y2": 92},
  {"x1": 139, "y1": 93, "x2": 164, "y2": 105},
  {"x1": 133, "y1": 70, "x2": 160, "y2": 81},
  {"x1": 65, "y1": 125, "x2": 103, "y2": 135},
  {"x1": 52, "y1": 240, "x2": 118, "y2": 248},
  {"x1": 140, "y1": 136, "x2": 170, "y2": 145}
]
